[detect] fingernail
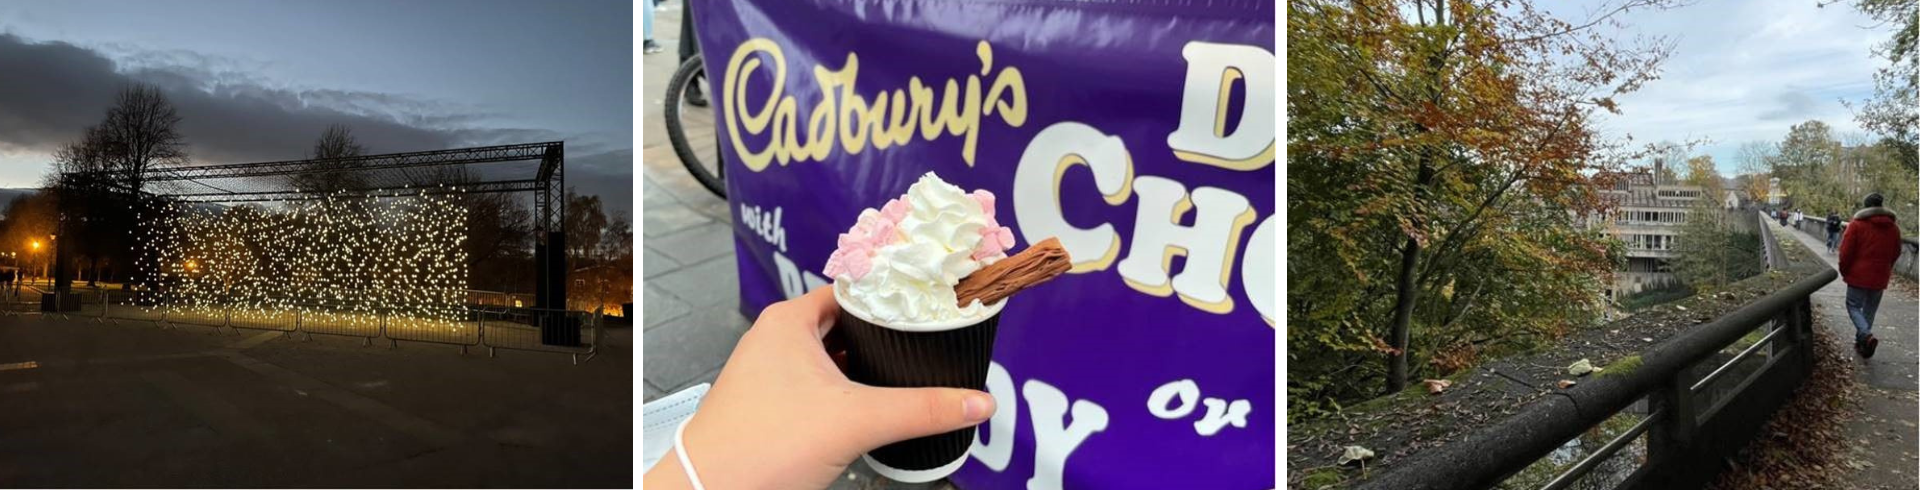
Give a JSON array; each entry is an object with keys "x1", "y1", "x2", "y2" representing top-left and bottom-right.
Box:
[{"x1": 963, "y1": 393, "x2": 994, "y2": 422}]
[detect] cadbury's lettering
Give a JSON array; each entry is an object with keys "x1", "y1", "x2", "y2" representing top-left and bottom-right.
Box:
[{"x1": 722, "y1": 39, "x2": 1027, "y2": 170}]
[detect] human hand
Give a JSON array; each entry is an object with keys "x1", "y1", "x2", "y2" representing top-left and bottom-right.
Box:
[{"x1": 644, "y1": 286, "x2": 997, "y2": 489}]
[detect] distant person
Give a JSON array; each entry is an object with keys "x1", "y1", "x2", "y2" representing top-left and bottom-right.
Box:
[
  {"x1": 642, "y1": 0, "x2": 662, "y2": 54},
  {"x1": 1826, "y1": 211, "x2": 1843, "y2": 253},
  {"x1": 678, "y1": 0, "x2": 706, "y2": 107},
  {"x1": 1838, "y1": 193, "x2": 1902, "y2": 358}
]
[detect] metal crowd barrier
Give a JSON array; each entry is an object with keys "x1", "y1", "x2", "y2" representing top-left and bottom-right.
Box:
[
  {"x1": 71, "y1": 291, "x2": 600, "y2": 364},
  {"x1": 476, "y1": 306, "x2": 603, "y2": 365}
]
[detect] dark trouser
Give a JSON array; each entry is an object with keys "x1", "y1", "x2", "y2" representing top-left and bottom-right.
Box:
[
  {"x1": 1846, "y1": 286, "x2": 1885, "y2": 343},
  {"x1": 678, "y1": 0, "x2": 700, "y2": 62},
  {"x1": 1827, "y1": 230, "x2": 1839, "y2": 252}
]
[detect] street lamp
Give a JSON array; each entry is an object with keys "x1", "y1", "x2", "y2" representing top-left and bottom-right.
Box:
[{"x1": 27, "y1": 241, "x2": 39, "y2": 283}]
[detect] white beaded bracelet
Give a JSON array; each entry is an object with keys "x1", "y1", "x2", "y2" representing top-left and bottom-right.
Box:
[{"x1": 674, "y1": 418, "x2": 706, "y2": 490}]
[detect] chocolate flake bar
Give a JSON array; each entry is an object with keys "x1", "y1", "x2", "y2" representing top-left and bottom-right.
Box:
[{"x1": 955, "y1": 237, "x2": 1072, "y2": 307}]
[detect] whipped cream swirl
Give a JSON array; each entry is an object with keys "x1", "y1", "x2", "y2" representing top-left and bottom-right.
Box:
[{"x1": 825, "y1": 172, "x2": 1014, "y2": 326}]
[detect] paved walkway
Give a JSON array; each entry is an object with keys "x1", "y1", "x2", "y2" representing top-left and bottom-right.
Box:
[
  {"x1": 0, "y1": 312, "x2": 632, "y2": 487},
  {"x1": 640, "y1": 0, "x2": 749, "y2": 404},
  {"x1": 1780, "y1": 221, "x2": 1920, "y2": 489},
  {"x1": 638, "y1": 4, "x2": 949, "y2": 488}
]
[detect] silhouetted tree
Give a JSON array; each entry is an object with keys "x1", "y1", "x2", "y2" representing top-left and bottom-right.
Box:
[
  {"x1": 98, "y1": 84, "x2": 189, "y2": 191},
  {"x1": 291, "y1": 124, "x2": 370, "y2": 193},
  {"x1": 57, "y1": 83, "x2": 191, "y2": 288}
]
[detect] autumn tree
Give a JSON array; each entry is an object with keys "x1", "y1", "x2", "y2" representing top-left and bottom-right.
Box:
[
  {"x1": 1830, "y1": 0, "x2": 1916, "y2": 149},
  {"x1": 1736, "y1": 141, "x2": 1776, "y2": 203},
  {"x1": 1673, "y1": 155, "x2": 1760, "y2": 290},
  {"x1": 561, "y1": 191, "x2": 631, "y2": 314},
  {"x1": 1770, "y1": 120, "x2": 1843, "y2": 204},
  {"x1": 1288, "y1": 0, "x2": 1675, "y2": 410},
  {"x1": 0, "y1": 193, "x2": 58, "y2": 280},
  {"x1": 1767, "y1": 121, "x2": 1918, "y2": 234}
]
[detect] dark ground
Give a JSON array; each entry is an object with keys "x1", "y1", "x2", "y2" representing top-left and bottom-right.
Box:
[{"x1": 0, "y1": 313, "x2": 632, "y2": 488}]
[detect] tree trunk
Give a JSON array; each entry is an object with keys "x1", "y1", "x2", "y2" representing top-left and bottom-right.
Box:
[
  {"x1": 1387, "y1": 235, "x2": 1422, "y2": 394},
  {"x1": 1387, "y1": 0, "x2": 1447, "y2": 395}
]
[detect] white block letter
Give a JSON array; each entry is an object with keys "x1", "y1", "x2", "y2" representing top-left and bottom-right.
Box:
[
  {"x1": 1116, "y1": 177, "x2": 1257, "y2": 313},
  {"x1": 1167, "y1": 42, "x2": 1275, "y2": 170},
  {"x1": 1013, "y1": 122, "x2": 1133, "y2": 273},
  {"x1": 1243, "y1": 215, "x2": 1275, "y2": 325},
  {"x1": 970, "y1": 362, "x2": 1018, "y2": 471},
  {"x1": 1025, "y1": 380, "x2": 1109, "y2": 490},
  {"x1": 1193, "y1": 398, "x2": 1251, "y2": 436},
  {"x1": 1147, "y1": 379, "x2": 1200, "y2": 419}
]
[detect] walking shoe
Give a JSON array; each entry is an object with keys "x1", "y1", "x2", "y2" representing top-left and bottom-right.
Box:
[
  {"x1": 644, "y1": 41, "x2": 664, "y2": 54},
  {"x1": 1864, "y1": 334, "x2": 1880, "y2": 359}
]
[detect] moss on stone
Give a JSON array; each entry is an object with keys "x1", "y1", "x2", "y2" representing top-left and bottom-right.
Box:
[
  {"x1": 1300, "y1": 467, "x2": 1350, "y2": 489},
  {"x1": 1597, "y1": 355, "x2": 1642, "y2": 378}
]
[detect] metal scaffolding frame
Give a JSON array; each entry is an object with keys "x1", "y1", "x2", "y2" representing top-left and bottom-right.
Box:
[{"x1": 57, "y1": 141, "x2": 570, "y2": 311}]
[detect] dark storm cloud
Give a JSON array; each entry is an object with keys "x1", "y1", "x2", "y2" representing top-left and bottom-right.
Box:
[
  {"x1": 0, "y1": 33, "x2": 587, "y2": 164},
  {"x1": 569, "y1": 148, "x2": 634, "y2": 218},
  {"x1": 0, "y1": 34, "x2": 116, "y2": 154},
  {"x1": 1758, "y1": 90, "x2": 1820, "y2": 121}
]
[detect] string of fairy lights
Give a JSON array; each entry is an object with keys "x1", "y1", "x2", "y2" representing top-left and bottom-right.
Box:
[{"x1": 135, "y1": 186, "x2": 472, "y2": 335}]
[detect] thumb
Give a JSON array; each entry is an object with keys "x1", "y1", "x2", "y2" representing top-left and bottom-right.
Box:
[{"x1": 846, "y1": 386, "x2": 996, "y2": 451}]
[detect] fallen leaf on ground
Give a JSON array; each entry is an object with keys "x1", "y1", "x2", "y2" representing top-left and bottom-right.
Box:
[
  {"x1": 1569, "y1": 358, "x2": 1601, "y2": 376},
  {"x1": 1340, "y1": 445, "x2": 1374, "y2": 466}
]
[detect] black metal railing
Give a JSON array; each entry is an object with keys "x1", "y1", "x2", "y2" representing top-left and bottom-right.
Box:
[{"x1": 1358, "y1": 217, "x2": 1834, "y2": 490}]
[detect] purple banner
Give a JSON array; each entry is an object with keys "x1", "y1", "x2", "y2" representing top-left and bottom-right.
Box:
[{"x1": 695, "y1": 1, "x2": 1274, "y2": 488}]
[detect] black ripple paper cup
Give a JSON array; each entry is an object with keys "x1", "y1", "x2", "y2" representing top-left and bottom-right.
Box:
[{"x1": 834, "y1": 286, "x2": 1005, "y2": 483}]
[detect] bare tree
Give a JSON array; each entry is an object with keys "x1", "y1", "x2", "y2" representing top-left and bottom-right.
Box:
[
  {"x1": 291, "y1": 124, "x2": 369, "y2": 193},
  {"x1": 73, "y1": 84, "x2": 189, "y2": 289},
  {"x1": 97, "y1": 84, "x2": 189, "y2": 191}
]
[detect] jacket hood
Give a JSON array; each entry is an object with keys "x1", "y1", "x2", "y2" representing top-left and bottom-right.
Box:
[{"x1": 1853, "y1": 206, "x2": 1898, "y2": 223}]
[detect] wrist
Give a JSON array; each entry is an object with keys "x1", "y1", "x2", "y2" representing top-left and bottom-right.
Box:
[
  {"x1": 680, "y1": 413, "x2": 768, "y2": 489},
  {"x1": 643, "y1": 445, "x2": 696, "y2": 490}
]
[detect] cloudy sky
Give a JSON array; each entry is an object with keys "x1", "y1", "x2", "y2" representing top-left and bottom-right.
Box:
[
  {"x1": 0, "y1": 0, "x2": 632, "y2": 215},
  {"x1": 1579, "y1": 0, "x2": 1896, "y2": 175}
]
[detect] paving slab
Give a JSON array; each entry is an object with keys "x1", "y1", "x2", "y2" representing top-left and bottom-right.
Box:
[
  {"x1": 643, "y1": 202, "x2": 714, "y2": 238},
  {"x1": 652, "y1": 255, "x2": 741, "y2": 309},
  {"x1": 650, "y1": 222, "x2": 736, "y2": 265},
  {"x1": 642, "y1": 307, "x2": 749, "y2": 393}
]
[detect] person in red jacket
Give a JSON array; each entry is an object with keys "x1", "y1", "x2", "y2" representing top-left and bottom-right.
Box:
[{"x1": 1838, "y1": 193, "x2": 1902, "y2": 358}]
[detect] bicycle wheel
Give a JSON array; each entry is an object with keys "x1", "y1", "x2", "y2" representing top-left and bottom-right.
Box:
[{"x1": 664, "y1": 55, "x2": 727, "y2": 199}]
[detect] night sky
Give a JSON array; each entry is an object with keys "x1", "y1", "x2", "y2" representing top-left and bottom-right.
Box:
[{"x1": 0, "y1": 0, "x2": 632, "y2": 215}]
